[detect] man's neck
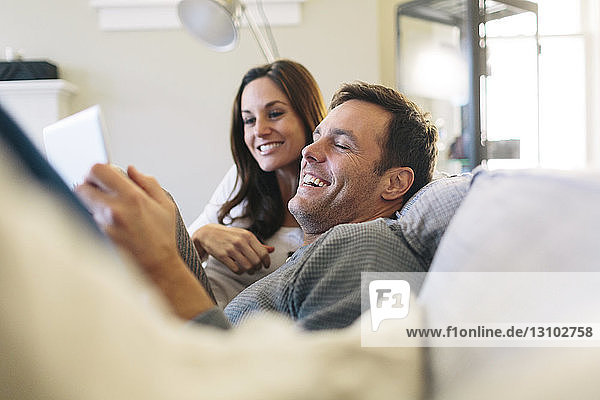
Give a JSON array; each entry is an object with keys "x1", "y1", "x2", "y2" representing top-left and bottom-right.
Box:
[
  {"x1": 302, "y1": 232, "x2": 322, "y2": 246},
  {"x1": 301, "y1": 210, "x2": 401, "y2": 246}
]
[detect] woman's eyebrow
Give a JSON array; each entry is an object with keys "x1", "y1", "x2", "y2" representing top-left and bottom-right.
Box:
[
  {"x1": 242, "y1": 100, "x2": 287, "y2": 114},
  {"x1": 264, "y1": 100, "x2": 287, "y2": 108}
]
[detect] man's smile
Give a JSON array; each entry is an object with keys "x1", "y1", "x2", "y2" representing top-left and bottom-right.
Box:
[{"x1": 301, "y1": 173, "x2": 331, "y2": 187}]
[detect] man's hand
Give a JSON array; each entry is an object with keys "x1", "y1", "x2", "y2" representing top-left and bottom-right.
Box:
[
  {"x1": 76, "y1": 164, "x2": 215, "y2": 319},
  {"x1": 192, "y1": 224, "x2": 274, "y2": 275},
  {"x1": 76, "y1": 164, "x2": 177, "y2": 272}
]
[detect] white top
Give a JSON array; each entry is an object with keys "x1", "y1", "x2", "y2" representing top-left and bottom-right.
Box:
[{"x1": 187, "y1": 165, "x2": 304, "y2": 308}]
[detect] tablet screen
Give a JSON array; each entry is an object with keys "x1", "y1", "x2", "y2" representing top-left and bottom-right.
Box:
[{"x1": 43, "y1": 105, "x2": 110, "y2": 189}]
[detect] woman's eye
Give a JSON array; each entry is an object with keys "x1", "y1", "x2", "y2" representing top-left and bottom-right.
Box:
[
  {"x1": 268, "y1": 110, "x2": 284, "y2": 119},
  {"x1": 243, "y1": 117, "x2": 256, "y2": 125},
  {"x1": 335, "y1": 143, "x2": 349, "y2": 150}
]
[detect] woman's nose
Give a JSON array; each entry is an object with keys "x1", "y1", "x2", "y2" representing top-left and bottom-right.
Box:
[{"x1": 254, "y1": 117, "x2": 271, "y2": 137}]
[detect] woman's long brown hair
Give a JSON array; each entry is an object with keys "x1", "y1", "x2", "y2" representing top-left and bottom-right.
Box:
[{"x1": 218, "y1": 60, "x2": 325, "y2": 242}]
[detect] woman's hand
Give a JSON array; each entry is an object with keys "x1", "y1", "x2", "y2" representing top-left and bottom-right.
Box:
[{"x1": 192, "y1": 224, "x2": 274, "y2": 275}]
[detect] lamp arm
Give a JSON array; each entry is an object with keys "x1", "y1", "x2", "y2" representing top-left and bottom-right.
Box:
[{"x1": 240, "y1": 3, "x2": 276, "y2": 63}]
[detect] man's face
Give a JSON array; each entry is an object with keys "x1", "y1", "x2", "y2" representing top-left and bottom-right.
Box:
[{"x1": 288, "y1": 99, "x2": 392, "y2": 236}]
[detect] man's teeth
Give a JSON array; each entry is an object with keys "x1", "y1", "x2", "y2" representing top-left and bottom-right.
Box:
[
  {"x1": 258, "y1": 143, "x2": 283, "y2": 152},
  {"x1": 302, "y1": 174, "x2": 327, "y2": 187}
]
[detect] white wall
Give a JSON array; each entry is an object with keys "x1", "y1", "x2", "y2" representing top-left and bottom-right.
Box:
[{"x1": 0, "y1": 0, "x2": 381, "y2": 223}]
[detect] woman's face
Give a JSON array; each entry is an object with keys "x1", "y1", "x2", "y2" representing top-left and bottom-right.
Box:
[{"x1": 241, "y1": 77, "x2": 307, "y2": 173}]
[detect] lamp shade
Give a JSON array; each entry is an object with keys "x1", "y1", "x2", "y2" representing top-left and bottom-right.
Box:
[{"x1": 177, "y1": 0, "x2": 241, "y2": 52}]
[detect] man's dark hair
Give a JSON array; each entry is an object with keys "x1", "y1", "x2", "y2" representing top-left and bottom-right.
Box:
[{"x1": 329, "y1": 81, "x2": 438, "y2": 203}]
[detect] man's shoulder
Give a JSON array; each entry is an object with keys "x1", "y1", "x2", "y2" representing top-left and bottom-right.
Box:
[
  {"x1": 316, "y1": 218, "x2": 399, "y2": 247},
  {"x1": 296, "y1": 218, "x2": 407, "y2": 268}
]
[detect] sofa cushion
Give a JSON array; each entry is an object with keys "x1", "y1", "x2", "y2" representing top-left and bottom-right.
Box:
[
  {"x1": 425, "y1": 168, "x2": 600, "y2": 275},
  {"x1": 390, "y1": 173, "x2": 472, "y2": 267}
]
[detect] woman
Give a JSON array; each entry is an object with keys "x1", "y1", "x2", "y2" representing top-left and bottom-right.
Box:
[{"x1": 187, "y1": 60, "x2": 326, "y2": 308}]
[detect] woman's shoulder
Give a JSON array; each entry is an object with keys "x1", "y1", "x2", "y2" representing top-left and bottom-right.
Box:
[
  {"x1": 214, "y1": 164, "x2": 248, "y2": 220},
  {"x1": 208, "y1": 164, "x2": 241, "y2": 202},
  {"x1": 187, "y1": 165, "x2": 246, "y2": 232},
  {"x1": 218, "y1": 164, "x2": 240, "y2": 192}
]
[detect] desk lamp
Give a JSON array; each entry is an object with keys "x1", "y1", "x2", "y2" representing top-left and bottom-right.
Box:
[{"x1": 177, "y1": 0, "x2": 279, "y2": 62}]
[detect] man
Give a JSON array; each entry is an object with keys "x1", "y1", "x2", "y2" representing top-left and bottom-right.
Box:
[{"x1": 77, "y1": 82, "x2": 438, "y2": 330}]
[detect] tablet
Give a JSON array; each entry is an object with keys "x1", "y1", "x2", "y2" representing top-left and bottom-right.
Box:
[{"x1": 43, "y1": 105, "x2": 110, "y2": 189}]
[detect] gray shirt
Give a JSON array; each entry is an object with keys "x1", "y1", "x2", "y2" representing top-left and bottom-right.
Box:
[{"x1": 224, "y1": 217, "x2": 427, "y2": 330}]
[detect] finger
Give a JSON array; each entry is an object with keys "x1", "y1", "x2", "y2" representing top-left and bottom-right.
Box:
[
  {"x1": 76, "y1": 189, "x2": 118, "y2": 231},
  {"x1": 239, "y1": 235, "x2": 269, "y2": 268},
  {"x1": 231, "y1": 248, "x2": 257, "y2": 272},
  {"x1": 219, "y1": 256, "x2": 241, "y2": 275},
  {"x1": 247, "y1": 240, "x2": 271, "y2": 270},
  {"x1": 258, "y1": 245, "x2": 274, "y2": 269},
  {"x1": 263, "y1": 253, "x2": 271, "y2": 269},
  {"x1": 127, "y1": 166, "x2": 171, "y2": 206},
  {"x1": 75, "y1": 182, "x2": 116, "y2": 218},
  {"x1": 84, "y1": 163, "x2": 133, "y2": 195}
]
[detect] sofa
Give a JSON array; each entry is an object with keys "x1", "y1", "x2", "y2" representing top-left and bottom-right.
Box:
[{"x1": 398, "y1": 167, "x2": 600, "y2": 399}]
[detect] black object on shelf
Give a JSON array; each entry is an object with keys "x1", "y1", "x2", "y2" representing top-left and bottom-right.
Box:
[{"x1": 0, "y1": 61, "x2": 59, "y2": 81}]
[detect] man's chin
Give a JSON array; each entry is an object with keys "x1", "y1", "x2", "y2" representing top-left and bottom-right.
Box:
[
  {"x1": 288, "y1": 195, "x2": 304, "y2": 220},
  {"x1": 289, "y1": 196, "x2": 335, "y2": 232},
  {"x1": 289, "y1": 191, "x2": 320, "y2": 211},
  {"x1": 289, "y1": 196, "x2": 316, "y2": 226}
]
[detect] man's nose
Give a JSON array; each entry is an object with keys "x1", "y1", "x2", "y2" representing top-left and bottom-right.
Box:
[{"x1": 302, "y1": 140, "x2": 324, "y2": 163}]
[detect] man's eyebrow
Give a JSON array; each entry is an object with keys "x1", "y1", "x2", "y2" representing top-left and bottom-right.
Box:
[
  {"x1": 242, "y1": 100, "x2": 287, "y2": 113},
  {"x1": 331, "y1": 128, "x2": 358, "y2": 143},
  {"x1": 312, "y1": 127, "x2": 357, "y2": 144}
]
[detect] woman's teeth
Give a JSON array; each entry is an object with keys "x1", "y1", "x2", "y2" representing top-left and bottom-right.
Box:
[
  {"x1": 258, "y1": 143, "x2": 283, "y2": 152},
  {"x1": 302, "y1": 173, "x2": 327, "y2": 187}
]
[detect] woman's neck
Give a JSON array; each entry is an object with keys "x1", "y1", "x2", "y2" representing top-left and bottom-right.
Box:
[
  {"x1": 275, "y1": 163, "x2": 300, "y2": 201},
  {"x1": 275, "y1": 163, "x2": 300, "y2": 228}
]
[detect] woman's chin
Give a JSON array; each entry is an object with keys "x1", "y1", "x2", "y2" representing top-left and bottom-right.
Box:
[
  {"x1": 257, "y1": 162, "x2": 277, "y2": 172},
  {"x1": 256, "y1": 159, "x2": 297, "y2": 173}
]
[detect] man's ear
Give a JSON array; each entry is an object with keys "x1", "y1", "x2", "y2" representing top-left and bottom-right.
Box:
[{"x1": 381, "y1": 167, "x2": 414, "y2": 201}]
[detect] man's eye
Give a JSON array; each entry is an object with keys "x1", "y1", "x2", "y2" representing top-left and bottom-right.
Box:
[{"x1": 335, "y1": 143, "x2": 349, "y2": 150}]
